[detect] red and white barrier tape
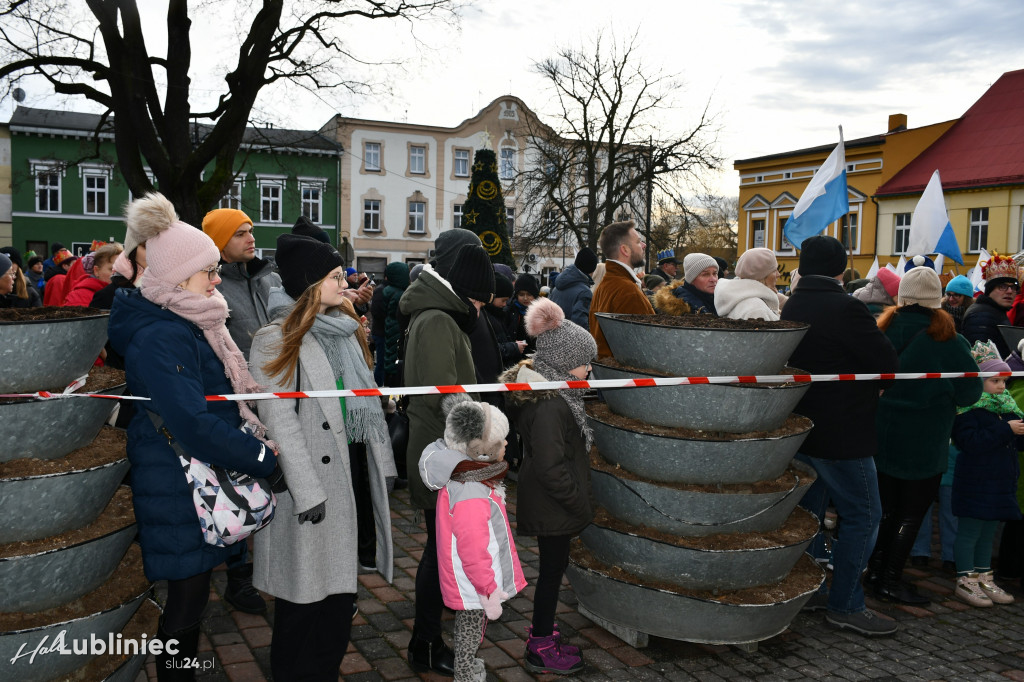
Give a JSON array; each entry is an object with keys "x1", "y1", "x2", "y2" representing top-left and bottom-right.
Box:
[{"x1": 2, "y1": 370, "x2": 1022, "y2": 403}]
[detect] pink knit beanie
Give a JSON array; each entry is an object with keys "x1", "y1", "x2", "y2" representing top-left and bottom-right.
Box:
[
  {"x1": 127, "y1": 193, "x2": 220, "y2": 287},
  {"x1": 876, "y1": 268, "x2": 901, "y2": 298},
  {"x1": 734, "y1": 248, "x2": 778, "y2": 281}
]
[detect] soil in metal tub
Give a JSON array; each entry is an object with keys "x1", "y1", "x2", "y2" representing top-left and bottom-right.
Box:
[{"x1": 0, "y1": 426, "x2": 126, "y2": 477}]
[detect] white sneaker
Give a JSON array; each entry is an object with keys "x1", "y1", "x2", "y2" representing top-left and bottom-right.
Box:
[
  {"x1": 977, "y1": 571, "x2": 1015, "y2": 604},
  {"x1": 955, "y1": 573, "x2": 994, "y2": 607}
]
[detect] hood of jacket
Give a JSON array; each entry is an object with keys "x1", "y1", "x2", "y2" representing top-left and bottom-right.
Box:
[
  {"x1": 852, "y1": 277, "x2": 894, "y2": 307},
  {"x1": 398, "y1": 264, "x2": 474, "y2": 326},
  {"x1": 714, "y1": 277, "x2": 779, "y2": 318},
  {"x1": 219, "y1": 257, "x2": 275, "y2": 282},
  {"x1": 384, "y1": 261, "x2": 410, "y2": 290},
  {"x1": 419, "y1": 439, "x2": 471, "y2": 491},
  {"x1": 882, "y1": 304, "x2": 934, "y2": 349},
  {"x1": 108, "y1": 286, "x2": 195, "y2": 357},
  {"x1": 554, "y1": 264, "x2": 592, "y2": 291},
  {"x1": 498, "y1": 360, "x2": 562, "y2": 405},
  {"x1": 653, "y1": 278, "x2": 691, "y2": 316},
  {"x1": 266, "y1": 286, "x2": 295, "y2": 320}
]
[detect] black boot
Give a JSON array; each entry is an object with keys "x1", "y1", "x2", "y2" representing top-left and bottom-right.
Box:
[
  {"x1": 873, "y1": 520, "x2": 931, "y2": 606},
  {"x1": 224, "y1": 563, "x2": 267, "y2": 614},
  {"x1": 156, "y1": 618, "x2": 202, "y2": 682},
  {"x1": 408, "y1": 632, "x2": 456, "y2": 676}
]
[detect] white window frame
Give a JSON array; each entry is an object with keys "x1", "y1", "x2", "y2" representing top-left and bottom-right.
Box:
[
  {"x1": 409, "y1": 201, "x2": 426, "y2": 234},
  {"x1": 500, "y1": 147, "x2": 515, "y2": 180},
  {"x1": 839, "y1": 213, "x2": 859, "y2": 253},
  {"x1": 454, "y1": 149, "x2": 469, "y2": 177},
  {"x1": 777, "y1": 214, "x2": 795, "y2": 254},
  {"x1": 219, "y1": 180, "x2": 243, "y2": 209},
  {"x1": 894, "y1": 212, "x2": 911, "y2": 255},
  {"x1": 505, "y1": 206, "x2": 515, "y2": 237},
  {"x1": 752, "y1": 217, "x2": 766, "y2": 249},
  {"x1": 256, "y1": 174, "x2": 286, "y2": 223},
  {"x1": 364, "y1": 142, "x2": 381, "y2": 172},
  {"x1": 453, "y1": 204, "x2": 464, "y2": 229},
  {"x1": 410, "y1": 145, "x2": 426, "y2": 175},
  {"x1": 298, "y1": 176, "x2": 327, "y2": 224},
  {"x1": 31, "y1": 160, "x2": 63, "y2": 214},
  {"x1": 364, "y1": 199, "x2": 381, "y2": 233},
  {"x1": 78, "y1": 163, "x2": 113, "y2": 216},
  {"x1": 969, "y1": 207, "x2": 989, "y2": 253}
]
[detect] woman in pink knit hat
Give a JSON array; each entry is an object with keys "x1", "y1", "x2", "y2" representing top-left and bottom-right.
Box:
[{"x1": 108, "y1": 192, "x2": 280, "y2": 681}]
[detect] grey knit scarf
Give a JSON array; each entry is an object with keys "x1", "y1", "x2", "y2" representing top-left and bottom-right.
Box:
[
  {"x1": 309, "y1": 311, "x2": 389, "y2": 446},
  {"x1": 531, "y1": 357, "x2": 593, "y2": 450}
]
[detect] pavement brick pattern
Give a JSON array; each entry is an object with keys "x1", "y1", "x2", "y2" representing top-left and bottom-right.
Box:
[{"x1": 137, "y1": 484, "x2": 1024, "y2": 681}]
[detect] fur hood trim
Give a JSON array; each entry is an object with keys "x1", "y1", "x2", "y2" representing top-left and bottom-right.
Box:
[
  {"x1": 498, "y1": 360, "x2": 561, "y2": 405},
  {"x1": 653, "y1": 278, "x2": 691, "y2": 316}
]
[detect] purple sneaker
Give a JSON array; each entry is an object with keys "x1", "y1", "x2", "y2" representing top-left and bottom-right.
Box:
[{"x1": 527, "y1": 625, "x2": 580, "y2": 655}]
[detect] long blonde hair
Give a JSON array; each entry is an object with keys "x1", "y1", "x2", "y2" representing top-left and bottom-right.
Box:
[{"x1": 262, "y1": 278, "x2": 374, "y2": 387}]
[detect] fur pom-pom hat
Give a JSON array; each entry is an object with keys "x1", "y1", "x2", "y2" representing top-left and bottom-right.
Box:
[
  {"x1": 127, "y1": 192, "x2": 220, "y2": 287},
  {"x1": 525, "y1": 297, "x2": 597, "y2": 374},
  {"x1": 443, "y1": 398, "x2": 509, "y2": 463}
]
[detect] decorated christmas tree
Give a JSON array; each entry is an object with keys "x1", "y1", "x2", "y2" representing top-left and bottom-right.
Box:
[{"x1": 463, "y1": 148, "x2": 515, "y2": 266}]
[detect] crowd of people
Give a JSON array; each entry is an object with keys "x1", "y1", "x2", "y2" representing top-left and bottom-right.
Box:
[{"x1": 12, "y1": 195, "x2": 1024, "y2": 680}]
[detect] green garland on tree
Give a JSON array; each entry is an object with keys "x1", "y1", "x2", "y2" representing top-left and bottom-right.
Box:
[{"x1": 463, "y1": 148, "x2": 514, "y2": 266}]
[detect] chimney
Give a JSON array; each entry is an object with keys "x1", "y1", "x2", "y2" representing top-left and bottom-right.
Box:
[{"x1": 888, "y1": 113, "x2": 907, "y2": 132}]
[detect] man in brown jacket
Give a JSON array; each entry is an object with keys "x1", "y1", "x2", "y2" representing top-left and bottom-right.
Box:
[{"x1": 589, "y1": 220, "x2": 655, "y2": 357}]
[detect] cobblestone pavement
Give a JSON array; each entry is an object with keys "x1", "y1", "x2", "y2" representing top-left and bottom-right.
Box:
[{"x1": 137, "y1": 483, "x2": 1024, "y2": 682}]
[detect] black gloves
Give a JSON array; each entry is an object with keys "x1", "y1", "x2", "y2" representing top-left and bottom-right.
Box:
[{"x1": 297, "y1": 501, "x2": 325, "y2": 524}]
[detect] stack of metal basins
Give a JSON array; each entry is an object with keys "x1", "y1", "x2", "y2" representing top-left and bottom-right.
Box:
[
  {"x1": 0, "y1": 311, "x2": 153, "y2": 682},
  {"x1": 567, "y1": 313, "x2": 826, "y2": 646}
]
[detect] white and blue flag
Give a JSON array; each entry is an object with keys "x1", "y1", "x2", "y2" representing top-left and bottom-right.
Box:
[
  {"x1": 906, "y1": 170, "x2": 963, "y2": 264},
  {"x1": 783, "y1": 127, "x2": 849, "y2": 250}
]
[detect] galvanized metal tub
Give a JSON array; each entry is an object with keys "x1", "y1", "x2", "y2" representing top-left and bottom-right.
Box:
[
  {"x1": 0, "y1": 384, "x2": 124, "y2": 463},
  {"x1": 592, "y1": 361, "x2": 809, "y2": 432},
  {"x1": 587, "y1": 407, "x2": 812, "y2": 484},
  {"x1": 0, "y1": 457, "x2": 130, "y2": 543},
  {"x1": 590, "y1": 458, "x2": 816, "y2": 537},
  {"x1": 0, "y1": 588, "x2": 147, "y2": 682},
  {"x1": 580, "y1": 507, "x2": 818, "y2": 590},
  {"x1": 0, "y1": 311, "x2": 109, "y2": 394},
  {"x1": 596, "y1": 313, "x2": 809, "y2": 377},
  {"x1": 566, "y1": 550, "x2": 825, "y2": 645},
  {"x1": 0, "y1": 522, "x2": 137, "y2": 612}
]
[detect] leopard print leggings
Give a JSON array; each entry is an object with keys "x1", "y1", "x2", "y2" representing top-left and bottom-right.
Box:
[{"x1": 454, "y1": 609, "x2": 487, "y2": 682}]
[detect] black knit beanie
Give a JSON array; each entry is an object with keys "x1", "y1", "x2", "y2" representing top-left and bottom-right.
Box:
[
  {"x1": 292, "y1": 216, "x2": 331, "y2": 244},
  {"x1": 494, "y1": 274, "x2": 514, "y2": 299},
  {"x1": 798, "y1": 235, "x2": 848, "y2": 278},
  {"x1": 275, "y1": 233, "x2": 345, "y2": 300},
  {"x1": 514, "y1": 274, "x2": 540, "y2": 298},
  {"x1": 574, "y1": 247, "x2": 598, "y2": 276},
  {"x1": 448, "y1": 244, "x2": 495, "y2": 303},
  {"x1": 434, "y1": 228, "x2": 482, "y2": 279}
]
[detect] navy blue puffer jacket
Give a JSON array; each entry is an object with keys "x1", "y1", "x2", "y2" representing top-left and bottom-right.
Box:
[
  {"x1": 108, "y1": 288, "x2": 276, "y2": 581},
  {"x1": 951, "y1": 406, "x2": 1024, "y2": 521}
]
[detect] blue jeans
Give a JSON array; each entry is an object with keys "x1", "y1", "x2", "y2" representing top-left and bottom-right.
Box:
[
  {"x1": 796, "y1": 453, "x2": 882, "y2": 614},
  {"x1": 911, "y1": 486, "x2": 957, "y2": 562}
]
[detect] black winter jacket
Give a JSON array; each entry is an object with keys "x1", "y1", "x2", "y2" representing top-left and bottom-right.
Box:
[
  {"x1": 780, "y1": 275, "x2": 899, "y2": 460},
  {"x1": 961, "y1": 294, "x2": 1011, "y2": 357}
]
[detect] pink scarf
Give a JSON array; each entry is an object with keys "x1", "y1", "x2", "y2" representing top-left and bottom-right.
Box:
[{"x1": 138, "y1": 272, "x2": 276, "y2": 450}]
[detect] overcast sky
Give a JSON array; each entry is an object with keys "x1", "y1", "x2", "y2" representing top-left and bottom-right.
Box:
[{"x1": 6, "y1": 0, "x2": 1024, "y2": 196}]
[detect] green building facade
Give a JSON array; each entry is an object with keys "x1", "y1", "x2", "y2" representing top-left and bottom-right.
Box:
[{"x1": 9, "y1": 107, "x2": 342, "y2": 258}]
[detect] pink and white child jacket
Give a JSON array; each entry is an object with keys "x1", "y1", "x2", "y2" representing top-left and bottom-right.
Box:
[{"x1": 419, "y1": 440, "x2": 527, "y2": 611}]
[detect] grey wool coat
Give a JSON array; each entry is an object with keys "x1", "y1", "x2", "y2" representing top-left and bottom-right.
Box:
[{"x1": 249, "y1": 320, "x2": 396, "y2": 604}]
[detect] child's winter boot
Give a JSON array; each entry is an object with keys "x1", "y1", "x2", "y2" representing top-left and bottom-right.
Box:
[
  {"x1": 955, "y1": 573, "x2": 994, "y2": 607},
  {"x1": 524, "y1": 632, "x2": 584, "y2": 675},
  {"x1": 977, "y1": 571, "x2": 1015, "y2": 604}
]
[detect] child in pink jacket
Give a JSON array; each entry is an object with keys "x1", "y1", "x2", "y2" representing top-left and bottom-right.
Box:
[{"x1": 419, "y1": 398, "x2": 527, "y2": 682}]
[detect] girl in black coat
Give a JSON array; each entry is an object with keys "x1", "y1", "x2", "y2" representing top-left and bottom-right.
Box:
[{"x1": 951, "y1": 342, "x2": 1024, "y2": 607}]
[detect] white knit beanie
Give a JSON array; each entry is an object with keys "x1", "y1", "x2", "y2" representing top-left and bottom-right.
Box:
[
  {"x1": 683, "y1": 253, "x2": 718, "y2": 283},
  {"x1": 897, "y1": 266, "x2": 942, "y2": 308}
]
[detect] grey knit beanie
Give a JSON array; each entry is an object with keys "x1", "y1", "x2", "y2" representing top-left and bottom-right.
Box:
[
  {"x1": 683, "y1": 253, "x2": 718, "y2": 282},
  {"x1": 897, "y1": 266, "x2": 942, "y2": 308},
  {"x1": 525, "y1": 297, "x2": 597, "y2": 373}
]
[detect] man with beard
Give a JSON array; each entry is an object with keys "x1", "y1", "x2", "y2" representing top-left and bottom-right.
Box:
[{"x1": 589, "y1": 220, "x2": 654, "y2": 358}]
